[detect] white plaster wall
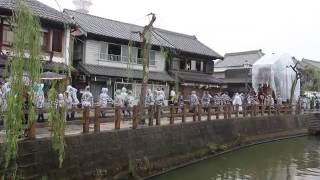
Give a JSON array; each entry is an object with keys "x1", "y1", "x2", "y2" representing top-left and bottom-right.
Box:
[{"x1": 85, "y1": 40, "x2": 166, "y2": 72}]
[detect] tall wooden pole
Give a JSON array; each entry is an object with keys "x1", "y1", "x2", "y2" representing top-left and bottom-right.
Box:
[{"x1": 139, "y1": 13, "x2": 156, "y2": 120}]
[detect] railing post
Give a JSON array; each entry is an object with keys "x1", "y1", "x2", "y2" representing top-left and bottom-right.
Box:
[
  {"x1": 267, "y1": 105, "x2": 271, "y2": 116},
  {"x1": 289, "y1": 105, "x2": 293, "y2": 114},
  {"x1": 207, "y1": 104, "x2": 212, "y2": 121},
  {"x1": 227, "y1": 104, "x2": 232, "y2": 119},
  {"x1": 216, "y1": 105, "x2": 220, "y2": 119},
  {"x1": 114, "y1": 106, "x2": 121, "y2": 129},
  {"x1": 83, "y1": 106, "x2": 90, "y2": 133},
  {"x1": 29, "y1": 121, "x2": 36, "y2": 139},
  {"x1": 193, "y1": 105, "x2": 197, "y2": 121},
  {"x1": 235, "y1": 104, "x2": 239, "y2": 118},
  {"x1": 148, "y1": 105, "x2": 154, "y2": 126},
  {"x1": 182, "y1": 104, "x2": 186, "y2": 123},
  {"x1": 197, "y1": 104, "x2": 202, "y2": 121},
  {"x1": 170, "y1": 105, "x2": 175, "y2": 124},
  {"x1": 276, "y1": 104, "x2": 280, "y2": 115},
  {"x1": 156, "y1": 105, "x2": 161, "y2": 126},
  {"x1": 255, "y1": 104, "x2": 259, "y2": 116},
  {"x1": 250, "y1": 105, "x2": 254, "y2": 117},
  {"x1": 94, "y1": 105, "x2": 101, "y2": 133},
  {"x1": 243, "y1": 105, "x2": 247, "y2": 117},
  {"x1": 223, "y1": 105, "x2": 227, "y2": 119},
  {"x1": 284, "y1": 105, "x2": 288, "y2": 114},
  {"x1": 132, "y1": 105, "x2": 138, "y2": 129}
]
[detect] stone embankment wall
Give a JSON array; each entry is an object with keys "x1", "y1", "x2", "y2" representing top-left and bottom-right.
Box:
[{"x1": 0, "y1": 114, "x2": 315, "y2": 180}]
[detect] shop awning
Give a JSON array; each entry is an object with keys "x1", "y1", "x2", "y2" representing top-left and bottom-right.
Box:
[
  {"x1": 79, "y1": 63, "x2": 174, "y2": 82},
  {"x1": 41, "y1": 71, "x2": 66, "y2": 80},
  {"x1": 174, "y1": 71, "x2": 223, "y2": 84}
]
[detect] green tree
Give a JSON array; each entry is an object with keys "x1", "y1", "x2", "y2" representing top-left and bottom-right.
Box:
[
  {"x1": 302, "y1": 65, "x2": 320, "y2": 91},
  {"x1": 3, "y1": 1, "x2": 42, "y2": 178}
]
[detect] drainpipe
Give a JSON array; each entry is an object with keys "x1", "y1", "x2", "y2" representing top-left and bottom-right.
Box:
[{"x1": 0, "y1": 18, "x2": 3, "y2": 52}]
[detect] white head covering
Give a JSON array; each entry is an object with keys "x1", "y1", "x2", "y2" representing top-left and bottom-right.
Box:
[{"x1": 121, "y1": 87, "x2": 127, "y2": 93}]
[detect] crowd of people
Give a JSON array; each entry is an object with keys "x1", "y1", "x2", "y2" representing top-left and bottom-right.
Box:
[{"x1": 0, "y1": 79, "x2": 318, "y2": 124}]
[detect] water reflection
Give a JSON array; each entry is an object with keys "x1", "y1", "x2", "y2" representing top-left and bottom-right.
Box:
[{"x1": 151, "y1": 136, "x2": 320, "y2": 180}]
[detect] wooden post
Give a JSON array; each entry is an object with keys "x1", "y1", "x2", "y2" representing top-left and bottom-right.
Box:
[
  {"x1": 268, "y1": 106, "x2": 271, "y2": 116},
  {"x1": 182, "y1": 104, "x2": 186, "y2": 123},
  {"x1": 243, "y1": 105, "x2": 247, "y2": 117},
  {"x1": 156, "y1": 105, "x2": 161, "y2": 125},
  {"x1": 277, "y1": 104, "x2": 280, "y2": 115},
  {"x1": 148, "y1": 105, "x2": 153, "y2": 126},
  {"x1": 29, "y1": 121, "x2": 36, "y2": 139},
  {"x1": 132, "y1": 105, "x2": 138, "y2": 129},
  {"x1": 193, "y1": 106, "x2": 197, "y2": 122},
  {"x1": 223, "y1": 105, "x2": 227, "y2": 119},
  {"x1": 207, "y1": 104, "x2": 212, "y2": 121},
  {"x1": 216, "y1": 105, "x2": 220, "y2": 119},
  {"x1": 253, "y1": 104, "x2": 258, "y2": 116},
  {"x1": 197, "y1": 104, "x2": 202, "y2": 121},
  {"x1": 227, "y1": 104, "x2": 232, "y2": 119},
  {"x1": 235, "y1": 104, "x2": 239, "y2": 118},
  {"x1": 289, "y1": 105, "x2": 292, "y2": 114},
  {"x1": 250, "y1": 105, "x2": 254, "y2": 117},
  {"x1": 284, "y1": 105, "x2": 288, "y2": 114},
  {"x1": 94, "y1": 105, "x2": 101, "y2": 133},
  {"x1": 83, "y1": 106, "x2": 90, "y2": 133},
  {"x1": 170, "y1": 105, "x2": 175, "y2": 124},
  {"x1": 115, "y1": 106, "x2": 121, "y2": 130}
]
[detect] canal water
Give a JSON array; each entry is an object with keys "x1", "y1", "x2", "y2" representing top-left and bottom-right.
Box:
[{"x1": 151, "y1": 136, "x2": 320, "y2": 180}]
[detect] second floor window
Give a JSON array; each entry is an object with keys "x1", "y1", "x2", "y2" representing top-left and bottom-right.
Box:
[
  {"x1": 52, "y1": 30, "x2": 63, "y2": 52},
  {"x1": 99, "y1": 42, "x2": 156, "y2": 66},
  {"x1": 2, "y1": 25, "x2": 14, "y2": 46},
  {"x1": 40, "y1": 29, "x2": 49, "y2": 51}
]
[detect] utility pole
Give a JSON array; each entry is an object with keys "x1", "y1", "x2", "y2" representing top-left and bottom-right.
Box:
[{"x1": 139, "y1": 13, "x2": 156, "y2": 118}]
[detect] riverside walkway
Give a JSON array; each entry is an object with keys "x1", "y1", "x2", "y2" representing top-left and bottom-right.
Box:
[{"x1": 0, "y1": 104, "x2": 313, "y2": 141}]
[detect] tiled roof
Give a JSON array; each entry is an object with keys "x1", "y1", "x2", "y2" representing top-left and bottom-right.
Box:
[
  {"x1": 0, "y1": 0, "x2": 71, "y2": 24},
  {"x1": 301, "y1": 58, "x2": 320, "y2": 69},
  {"x1": 215, "y1": 50, "x2": 264, "y2": 68},
  {"x1": 64, "y1": 9, "x2": 222, "y2": 59},
  {"x1": 175, "y1": 71, "x2": 223, "y2": 84},
  {"x1": 79, "y1": 63, "x2": 174, "y2": 82}
]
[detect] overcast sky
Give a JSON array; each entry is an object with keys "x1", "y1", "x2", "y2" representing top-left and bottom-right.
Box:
[{"x1": 40, "y1": 0, "x2": 320, "y2": 60}]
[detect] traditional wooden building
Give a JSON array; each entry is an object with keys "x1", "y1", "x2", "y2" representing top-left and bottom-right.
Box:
[
  {"x1": 64, "y1": 9, "x2": 222, "y2": 100},
  {"x1": 214, "y1": 50, "x2": 264, "y2": 95},
  {"x1": 0, "y1": 0, "x2": 73, "y2": 79}
]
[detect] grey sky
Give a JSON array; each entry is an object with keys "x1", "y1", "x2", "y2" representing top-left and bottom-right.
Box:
[{"x1": 40, "y1": 0, "x2": 320, "y2": 60}]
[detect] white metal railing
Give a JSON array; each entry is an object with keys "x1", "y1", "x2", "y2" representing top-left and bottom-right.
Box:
[{"x1": 98, "y1": 53, "x2": 155, "y2": 66}]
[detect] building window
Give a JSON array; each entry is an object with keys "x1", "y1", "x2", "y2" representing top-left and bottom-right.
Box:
[
  {"x1": 203, "y1": 62, "x2": 207, "y2": 73},
  {"x1": 196, "y1": 61, "x2": 201, "y2": 71},
  {"x1": 2, "y1": 25, "x2": 14, "y2": 46},
  {"x1": 180, "y1": 60, "x2": 186, "y2": 70},
  {"x1": 100, "y1": 42, "x2": 107, "y2": 59},
  {"x1": 40, "y1": 29, "x2": 49, "y2": 51},
  {"x1": 137, "y1": 49, "x2": 155, "y2": 65},
  {"x1": 149, "y1": 51, "x2": 155, "y2": 65},
  {"x1": 186, "y1": 60, "x2": 191, "y2": 70},
  {"x1": 52, "y1": 30, "x2": 63, "y2": 52},
  {"x1": 108, "y1": 44, "x2": 121, "y2": 61}
]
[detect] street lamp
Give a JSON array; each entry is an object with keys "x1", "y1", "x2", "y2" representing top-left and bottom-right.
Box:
[{"x1": 243, "y1": 60, "x2": 251, "y2": 93}]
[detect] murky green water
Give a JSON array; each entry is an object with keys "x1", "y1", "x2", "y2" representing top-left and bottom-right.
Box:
[{"x1": 151, "y1": 136, "x2": 320, "y2": 180}]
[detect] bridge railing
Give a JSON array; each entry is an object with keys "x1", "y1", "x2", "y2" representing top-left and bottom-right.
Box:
[{"x1": 0, "y1": 103, "x2": 311, "y2": 139}]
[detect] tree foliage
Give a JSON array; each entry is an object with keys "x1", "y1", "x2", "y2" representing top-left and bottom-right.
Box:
[
  {"x1": 4, "y1": 0, "x2": 42, "y2": 169},
  {"x1": 302, "y1": 65, "x2": 320, "y2": 91}
]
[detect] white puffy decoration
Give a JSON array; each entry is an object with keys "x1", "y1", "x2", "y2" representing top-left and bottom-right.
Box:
[{"x1": 252, "y1": 53, "x2": 300, "y2": 102}]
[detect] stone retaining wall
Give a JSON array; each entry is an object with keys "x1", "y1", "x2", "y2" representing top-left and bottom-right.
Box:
[{"x1": 0, "y1": 114, "x2": 315, "y2": 180}]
